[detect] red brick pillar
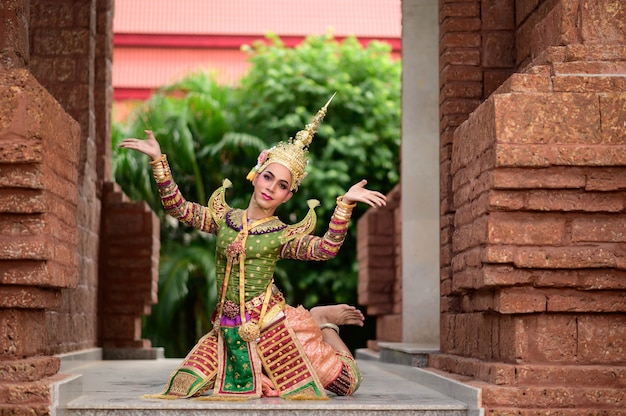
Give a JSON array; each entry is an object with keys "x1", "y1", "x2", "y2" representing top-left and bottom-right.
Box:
[
  {"x1": 0, "y1": 68, "x2": 80, "y2": 414},
  {"x1": 434, "y1": 0, "x2": 626, "y2": 413},
  {"x1": 29, "y1": 0, "x2": 104, "y2": 355},
  {"x1": 439, "y1": 0, "x2": 516, "y2": 320},
  {"x1": 95, "y1": 0, "x2": 114, "y2": 190},
  {"x1": 1, "y1": 4, "x2": 81, "y2": 416},
  {"x1": 99, "y1": 182, "x2": 159, "y2": 356},
  {"x1": 357, "y1": 185, "x2": 402, "y2": 348}
]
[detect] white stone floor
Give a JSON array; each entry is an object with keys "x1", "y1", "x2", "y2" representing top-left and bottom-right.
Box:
[{"x1": 54, "y1": 356, "x2": 477, "y2": 416}]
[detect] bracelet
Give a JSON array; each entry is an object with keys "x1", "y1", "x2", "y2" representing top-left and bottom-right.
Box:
[
  {"x1": 334, "y1": 196, "x2": 356, "y2": 222},
  {"x1": 336, "y1": 195, "x2": 357, "y2": 209},
  {"x1": 150, "y1": 154, "x2": 171, "y2": 182},
  {"x1": 319, "y1": 323, "x2": 340, "y2": 335},
  {"x1": 149, "y1": 154, "x2": 167, "y2": 165},
  {"x1": 333, "y1": 208, "x2": 352, "y2": 222}
]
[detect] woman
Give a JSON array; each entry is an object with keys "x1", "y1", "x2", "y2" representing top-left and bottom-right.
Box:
[{"x1": 118, "y1": 96, "x2": 387, "y2": 400}]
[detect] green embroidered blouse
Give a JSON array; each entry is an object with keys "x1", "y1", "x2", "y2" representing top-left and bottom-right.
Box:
[{"x1": 153, "y1": 167, "x2": 351, "y2": 305}]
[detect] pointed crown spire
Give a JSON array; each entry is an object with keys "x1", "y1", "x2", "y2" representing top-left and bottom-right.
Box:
[{"x1": 246, "y1": 93, "x2": 336, "y2": 191}]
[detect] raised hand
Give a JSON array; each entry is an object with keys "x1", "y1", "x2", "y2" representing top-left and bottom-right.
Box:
[
  {"x1": 342, "y1": 179, "x2": 387, "y2": 208},
  {"x1": 117, "y1": 130, "x2": 162, "y2": 161}
]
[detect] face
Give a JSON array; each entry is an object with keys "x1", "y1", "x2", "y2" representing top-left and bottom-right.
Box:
[{"x1": 252, "y1": 163, "x2": 293, "y2": 212}]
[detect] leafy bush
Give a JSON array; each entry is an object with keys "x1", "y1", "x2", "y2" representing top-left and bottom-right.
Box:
[
  {"x1": 234, "y1": 34, "x2": 401, "y2": 306},
  {"x1": 112, "y1": 35, "x2": 400, "y2": 356}
]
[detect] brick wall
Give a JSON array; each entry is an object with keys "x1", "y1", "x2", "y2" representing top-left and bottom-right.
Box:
[
  {"x1": 357, "y1": 185, "x2": 402, "y2": 347},
  {"x1": 0, "y1": 1, "x2": 92, "y2": 413},
  {"x1": 95, "y1": 0, "x2": 113, "y2": 193},
  {"x1": 440, "y1": 0, "x2": 516, "y2": 321},
  {"x1": 29, "y1": 0, "x2": 102, "y2": 355},
  {"x1": 434, "y1": 0, "x2": 626, "y2": 413},
  {"x1": 99, "y1": 182, "x2": 159, "y2": 352},
  {"x1": 444, "y1": 67, "x2": 626, "y2": 351},
  {"x1": 0, "y1": 0, "x2": 158, "y2": 413},
  {"x1": 0, "y1": 67, "x2": 81, "y2": 416}
]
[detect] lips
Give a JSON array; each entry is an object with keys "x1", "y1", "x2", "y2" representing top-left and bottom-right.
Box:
[{"x1": 261, "y1": 192, "x2": 272, "y2": 201}]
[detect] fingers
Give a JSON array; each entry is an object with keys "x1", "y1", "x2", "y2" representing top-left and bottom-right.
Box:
[
  {"x1": 117, "y1": 138, "x2": 138, "y2": 148},
  {"x1": 359, "y1": 189, "x2": 387, "y2": 208},
  {"x1": 343, "y1": 179, "x2": 388, "y2": 208},
  {"x1": 351, "y1": 179, "x2": 368, "y2": 190},
  {"x1": 117, "y1": 130, "x2": 157, "y2": 150},
  {"x1": 117, "y1": 138, "x2": 145, "y2": 148},
  {"x1": 362, "y1": 192, "x2": 387, "y2": 208}
]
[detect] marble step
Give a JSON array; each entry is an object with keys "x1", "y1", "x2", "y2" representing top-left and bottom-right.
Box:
[{"x1": 53, "y1": 357, "x2": 470, "y2": 416}]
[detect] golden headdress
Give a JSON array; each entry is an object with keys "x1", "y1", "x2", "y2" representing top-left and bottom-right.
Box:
[{"x1": 246, "y1": 93, "x2": 336, "y2": 191}]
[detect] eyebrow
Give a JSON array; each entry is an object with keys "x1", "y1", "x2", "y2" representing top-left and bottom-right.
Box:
[{"x1": 265, "y1": 169, "x2": 291, "y2": 187}]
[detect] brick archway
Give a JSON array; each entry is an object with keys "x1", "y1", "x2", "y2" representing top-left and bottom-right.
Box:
[{"x1": 358, "y1": 0, "x2": 626, "y2": 413}]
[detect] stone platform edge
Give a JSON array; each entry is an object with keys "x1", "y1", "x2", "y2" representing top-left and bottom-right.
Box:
[{"x1": 358, "y1": 343, "x2": 483, "y2": 416}]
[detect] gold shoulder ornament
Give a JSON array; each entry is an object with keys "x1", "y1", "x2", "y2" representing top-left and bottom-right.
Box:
[
  {"x1": 207, "y1": 178, "x2": 233, "y2": 223},
  {"x1": 280, "y1": 199, "x2": 320, "y2": 244}
]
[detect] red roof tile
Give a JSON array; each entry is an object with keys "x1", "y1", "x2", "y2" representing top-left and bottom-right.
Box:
[
  {"x1": 114, "y1": 0, "x2": 401, "y2": 38},
  {"x1": 113, "y1": 47, "x2": 249, "y2": 89},
  {"x1": 112, "y1": 0, "x2": 401, "y2": 104}
]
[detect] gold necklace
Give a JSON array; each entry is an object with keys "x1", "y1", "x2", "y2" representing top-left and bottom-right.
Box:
[{"x1": 216, "y1": 210, "x2": 276, "y2": 342}]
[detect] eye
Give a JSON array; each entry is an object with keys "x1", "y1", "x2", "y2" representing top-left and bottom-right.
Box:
[
  {"x1": 279, "y1": 183, "x2": 287, "y2": 190},
  {"x1": 263, "y1": 173, "x2": 271, "y2": 180}
]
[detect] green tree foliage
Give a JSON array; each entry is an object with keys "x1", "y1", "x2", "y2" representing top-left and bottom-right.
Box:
[
  {"x1": 112, "y1": 74, "x2": 266, "y2": 356},
  {"x1": 234, "y1": 34, "x2": 400, "y2": 307},
  {"x1": 112, "y1": 35, "x2": 400, "y2": 356}
]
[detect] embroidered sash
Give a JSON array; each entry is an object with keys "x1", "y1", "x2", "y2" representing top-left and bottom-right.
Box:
[
  {"x1": 256, "y1": 314, "x2": 328, "y2": 399},
  {"x1": 210, "y1": 327, "x2": 263, "y2": 399},
  {"x1": 152, "y1": 331, "x2": 219, "y2": 398},
  {"x1": 150, "y1": 290, "x2": 327, "y2": 400}
]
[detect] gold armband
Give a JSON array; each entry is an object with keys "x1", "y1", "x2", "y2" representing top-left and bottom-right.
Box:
[
  {"x1": 333, "y1": 195, "x2": 356, "y2": 222},
  {"x1": 149, "y1": 154, "x2": 171, "y2": 183},
  {"x1": 336, "y1": 195, "x2": 357, "y2": 209}
]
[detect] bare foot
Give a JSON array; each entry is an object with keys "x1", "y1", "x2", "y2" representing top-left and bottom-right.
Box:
[{"x1": 310, "y1": 304, "x2": 364, "y2": 327}]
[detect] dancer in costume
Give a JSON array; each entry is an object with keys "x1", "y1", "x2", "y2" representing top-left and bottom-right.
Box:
[{"x1": 118, "y1": 95, "x2": 387, "y2": 400}]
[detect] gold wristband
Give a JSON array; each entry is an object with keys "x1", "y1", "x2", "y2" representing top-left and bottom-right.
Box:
[
  {"x1": 333, "y1": 211, "x2": 352, "y2": 222},
  {"x1": 150, "y1": 154, "x2": 171, "y2": 182},
  {"x1": 334, "y1": 195, "x2": 356, "y2": 221},
  {"x1": 332, "y1": 212, "x2": 351, "y2": 223},
  {"x1": 336, "y1": 195, "x2": 357, "y2": 209},
  {"x1": 149, "y1": 154, "x2": 167, "y2": 166}
]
